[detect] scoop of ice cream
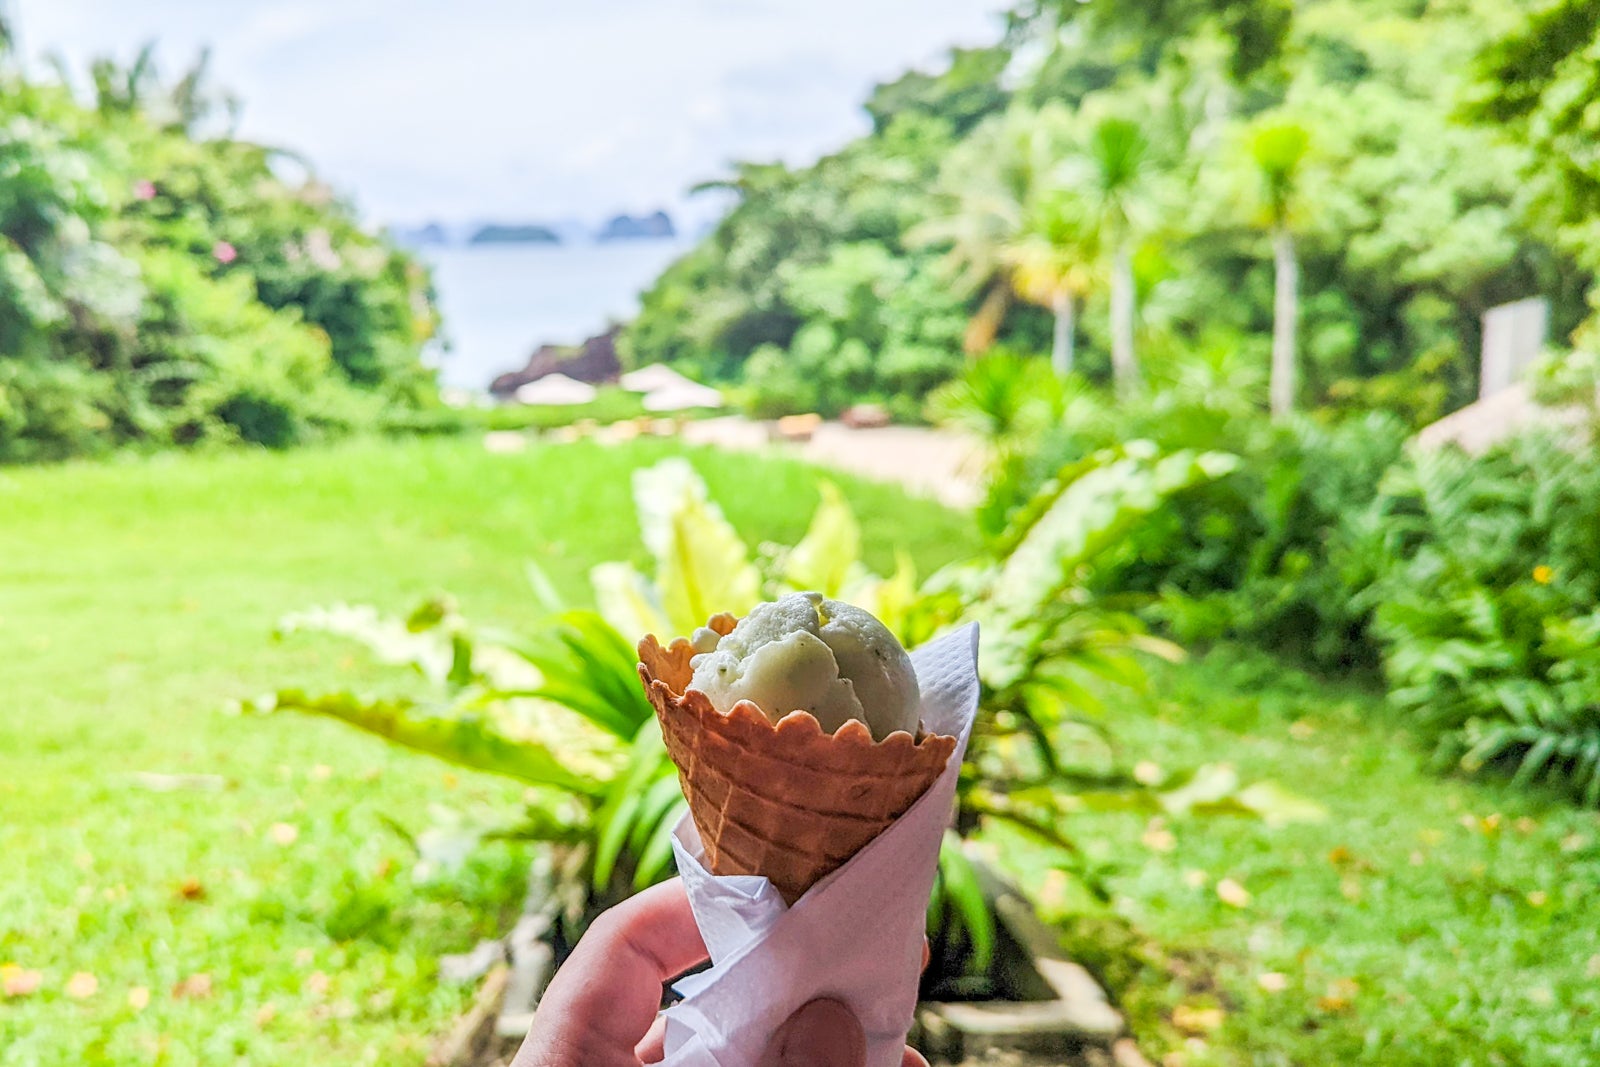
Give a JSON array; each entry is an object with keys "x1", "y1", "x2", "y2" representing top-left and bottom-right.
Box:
[{"x1": 687, "y1": 591, "x2": 921, "y2": 741}]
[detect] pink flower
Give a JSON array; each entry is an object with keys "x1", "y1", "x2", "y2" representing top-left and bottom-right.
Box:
[
  {"x1": 133, "y1": 180, "x2": 156, "y2": 201},
  {"x1": 213, "y1": 241, "x2": 238, "y2": 265}
]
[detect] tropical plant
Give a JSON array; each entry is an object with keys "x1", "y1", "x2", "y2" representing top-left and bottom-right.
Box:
[
  {"x1": 1368, "y1": 435, "x2": 1600, "y2": 803},
  {"x1": 1247, "y1": 118, "x2": 1310, "y2": 419},
  {"x1": 252, "y1": 459, "x2": 922, "y2": 932},
  {"x1": 258, "y1": 450, "x2": 1321, "y2": 981},
  {"x1": 629, "y1": 0, "x2": 1593, "y2": 423},
  {"x1": 262, "y1": 595, "x2": 681, "y2": 940},
  {"x1": 1007, "y1": 189, "x2": 1101, "y2": 376},
  {"x1": 926, "y1": 349, "x2": 1079, "y2": 458},
  {"x1": 932, "y1": 353, "x2": 1412, "y2": 671},
  {"x1": 910, "y1": 105, "x2": 1073, "y2": 356},
  {"x1": 916, "y1": 439, "x2": 1331, "y2": 988},
  {"x1": 1081, "y1": 117, "x2": 1153, "y2": 392}
]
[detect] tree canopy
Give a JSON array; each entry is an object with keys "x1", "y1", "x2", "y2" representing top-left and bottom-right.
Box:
[{"x1": 625, "y1": 0, "x2": 1594, "y2": 427}]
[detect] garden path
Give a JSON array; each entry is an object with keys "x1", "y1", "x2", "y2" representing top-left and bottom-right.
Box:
[{"x1": 676, "y1": 416, "x2": 986, "y2": 508}]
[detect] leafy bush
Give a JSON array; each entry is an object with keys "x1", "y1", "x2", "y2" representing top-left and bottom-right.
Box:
[
  {"x1": 0, "y1": 358, "x2": 114, "y2": 462},
  {"x1": 1369, "y1": 436, "x2": 1600, "y2": 802},
  {"x1": 1134, "y1": 412, "x2": 1408, "y2": 672},
  {"x1": 0, "y1": 54, "x2": 439, "y2": 462},
  {"x1": 730, "y1": 241, "x2": 968, "y2": 419},
  {"x1": 943, "y1": 358, "x2": 1600, "y2": 807},
  {"x1": 935, "y1": 356, "x2": 1408, "y2": 670}
]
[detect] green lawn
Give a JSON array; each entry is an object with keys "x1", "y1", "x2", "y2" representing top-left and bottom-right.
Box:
[
  {"x1": 0, "y1": 437, "x2": 976, "y2": 1067},
  {"x1": 8, "y1": 437, "x2": 1600, "y2": 1067},
  {"x1": 992, "y1": 647, "x2": 1600, "y2": 1067}
]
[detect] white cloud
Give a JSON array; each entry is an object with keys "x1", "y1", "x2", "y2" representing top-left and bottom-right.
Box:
[{"x1": 13, "y1": 0, "x2": 1010, "y2": 224}]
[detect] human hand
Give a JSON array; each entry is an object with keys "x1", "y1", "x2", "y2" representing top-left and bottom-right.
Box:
[{"x1": 511, "y1": 878, "x2": 929, "y2": 1067}]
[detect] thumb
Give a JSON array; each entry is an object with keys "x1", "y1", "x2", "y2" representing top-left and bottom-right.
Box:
[{"x1": 759, "y1": 998, "x2": 867, "y2": 1067}]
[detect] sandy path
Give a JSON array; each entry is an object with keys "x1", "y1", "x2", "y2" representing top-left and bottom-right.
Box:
[{"x1": 678, "y1": 417, "x2": 985, "y2": 508}]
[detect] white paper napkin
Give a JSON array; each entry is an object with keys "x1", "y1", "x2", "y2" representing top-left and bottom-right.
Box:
[{"x1": 655, "y1": 622, "x2": 980, "y2": 1067}]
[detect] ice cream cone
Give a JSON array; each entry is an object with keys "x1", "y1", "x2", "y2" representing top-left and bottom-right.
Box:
[{"x1": 637, "y1": 615, "x2": 957, "y2": 905}]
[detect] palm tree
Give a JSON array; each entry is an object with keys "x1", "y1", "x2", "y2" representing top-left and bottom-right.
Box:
[
  {"x1": 86, "y1": 43, "x2": 239, "y2": 136},
  {"x1": 1083, "y1": 118, "x2": 1153, "y2": 392},
  {"x1": 1248, "y1": 120, "x2": 1310, "y2": 419},
  {"x1": 1005, "y1": 190, "x2": 1100, "y2": 376},
  {"x1": 911, "y1": 106, "x2": 1073, "y2": 355}
]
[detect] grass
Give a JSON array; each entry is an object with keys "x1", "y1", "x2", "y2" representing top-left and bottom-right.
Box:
[
  {"x1": 989, "y1": 645, "x2": 1600, "y2": 1067},
  {"x1": 12, "y1": 434, "x2": 1600, "y2": 1067},
  {"x1": 0, "y1": 435, "x2": 976, "y2": 1067}
]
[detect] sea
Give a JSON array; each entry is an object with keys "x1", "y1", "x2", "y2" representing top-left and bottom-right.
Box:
[{"x1": 419, "y1": 239, "x2": 695, "y2": 391}]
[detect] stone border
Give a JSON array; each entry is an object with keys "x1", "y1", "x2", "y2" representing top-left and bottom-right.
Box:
[{"x1": 915, "y1": 868, "x2": 1153, "y2": 1066}]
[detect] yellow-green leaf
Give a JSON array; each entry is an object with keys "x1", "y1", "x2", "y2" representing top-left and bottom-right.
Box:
[
  {"x1": 783, "y1": 480, "x2": 861, "y2": 597},
  {"x1": 633, "y1": 459, "x2": 760, "y2": 634}
]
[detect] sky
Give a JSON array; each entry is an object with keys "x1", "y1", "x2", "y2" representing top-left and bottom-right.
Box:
[{"x1": 13, "y1": 0, "x2": 1013, "y2": 228}]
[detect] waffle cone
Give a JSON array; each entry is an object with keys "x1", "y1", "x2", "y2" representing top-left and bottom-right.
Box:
[{"x1": 638, "y1": 615, "x2": 957, "y2": 905}]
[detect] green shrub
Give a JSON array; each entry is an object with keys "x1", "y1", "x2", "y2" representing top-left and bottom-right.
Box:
[
  {"x1": 741, "y1": 343, "x2": 822, "y2": 418},
  {"x1": 935, "y1": 357, "x2": 1408, "y2": 671},
  {"x1": 0, "y1": 358, "x2": 115, "y2": 462},
  {"x1": 1132, "y1": 412, "x2": 1408, "y2": 671},
  {"x1": 1369, "y1": 436, "x2": 1600, "y2": 802},
  {"x1": 0, "y1": 57, "x2": 440, "y2": 464}
]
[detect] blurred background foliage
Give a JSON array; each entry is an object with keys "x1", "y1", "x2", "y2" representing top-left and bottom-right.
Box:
[
  {"x1": 0, "y1": 42, "x2": 441, "y2": 462},
  {"x1": 7, "y1": 0, "x2": 1600, "y2": 454},
  {"x1": 624, "y1": 0, "x2": 1594, "y2": 425}
]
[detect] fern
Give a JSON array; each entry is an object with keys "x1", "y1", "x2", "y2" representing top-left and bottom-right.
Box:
[{"x1": 1372, "y1": 434, "x2": 1600, "y2": 803}]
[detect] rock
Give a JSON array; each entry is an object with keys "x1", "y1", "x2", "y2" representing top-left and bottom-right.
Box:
[
  {"x1": 1416, "y1": 381, "x2": 1593, "y2": 454},
  {"x1": 841, "y1": 403, "x2": 893, "y2": 429},
  {"x1": 495, "y1": 907, "x2": 557, "y2": 1040},
  {"x1": 601, "y1": 420, "x2": 642, "y2": 443},
  {"x1": 489, "y1": 327, "x2": 622, "y2": 398},
  {"x1": 1111, "y1": 1038, "x2": 1156, "y2": 1067},
  {"x1": 547, "y1": 425, "x2": 584, "y2": 444},
  {"x1": 427, "y1": 964, "x2": 510, "y2": 1067},
  {"x1": 390, "y1": 222, "x2": 450, "y2": 248}
]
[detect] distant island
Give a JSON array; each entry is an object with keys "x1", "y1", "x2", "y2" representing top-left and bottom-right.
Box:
[
  {"x1": 467, "y1": 223, "x2": 561, "y2": 245},
  {"x1": 388, "y1": 210, "x2": 680, "y2": 249},
  {"x1": 388, "y1": 222, "x2": 449, "y2": 247},
  {"x1": 598, "y1": 210, "x2": 676, "y2": 241}
]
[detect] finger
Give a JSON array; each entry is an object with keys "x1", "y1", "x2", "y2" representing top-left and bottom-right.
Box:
[
  {"x1": 635, "y1": 1014, "x2": 669, "y2": 1063},
  {"x1": 758, "y1": 998, "x2": 867, "y2": 1067},
  {"x1": 514, "y1": 879, "x2": 708, "y2": 1066},
  {"x1": 901, "y1": 1047, "x2": 930, "y2": 1067}
]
